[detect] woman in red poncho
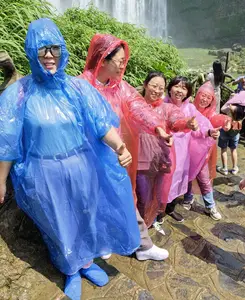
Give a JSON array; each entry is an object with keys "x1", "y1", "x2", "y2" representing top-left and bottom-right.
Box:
[
  {"x1": 78, "y1": 34, "x2": 197, "y2": 261},
  {"x1": 182, "y1": 81, "x2": 231, "y2": 220}
]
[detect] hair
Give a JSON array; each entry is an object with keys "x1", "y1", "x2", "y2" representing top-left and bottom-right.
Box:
[
  {"x1": 105, "y1": 45, "x2": 124, "y2": 61},
  {"x1": 213, "y1": 60, "x2": 224, "y2": 86},
  {"x1": 167, "y1": 76, "x2": 192, "y2": 101},
  {"x1": 142, "y1": 71, "x2": 167, "y2": 96},
  {"x1": 232, "y1": 104, "x2": 245, "y2": 121}
]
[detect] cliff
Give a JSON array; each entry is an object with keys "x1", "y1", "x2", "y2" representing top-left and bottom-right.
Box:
[{"x1": 168, "y1": 0, "x2": 245, "y2": 47}]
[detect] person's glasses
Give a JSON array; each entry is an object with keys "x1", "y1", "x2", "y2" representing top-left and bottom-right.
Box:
[
  {"x1": 148, "y1": 83, "x2": 165, "y2": 92},
  {"x1": 38, "y1": 45, "x2": 61, "y2": 58},
  {"x1": 111, "y1": 59, "x2": 126, "y2": 67}
]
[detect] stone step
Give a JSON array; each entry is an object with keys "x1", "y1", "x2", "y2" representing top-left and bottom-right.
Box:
[{"x1": 82, "y1": 259, "x2": 154, "y2": 300}]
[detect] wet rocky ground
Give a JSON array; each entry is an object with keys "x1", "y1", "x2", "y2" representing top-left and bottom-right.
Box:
[{"x1": 1, "y1": 141, "x2": 245, "y2": 300}]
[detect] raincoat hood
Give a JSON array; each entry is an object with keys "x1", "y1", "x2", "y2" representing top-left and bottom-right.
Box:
[
  {"x1": 194, "y1": 81, "x2": 216, "y2": 118},
  {"x1": 84, "y1": 33, "x2": 130, "y2": 87},
  {"x1": 24, "y1": 18, "x2": 69, "y2": 87}
]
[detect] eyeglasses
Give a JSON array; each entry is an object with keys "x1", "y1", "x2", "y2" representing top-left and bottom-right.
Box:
[
  {"x1": 148, "y1": 83, "x2": 165, "y2": 92},
  {"x1": 110, "y1": 59, "x2": 126, "y2": 67},
  {"x1": 38, "y1": 45, "x2": 61, "y2": 58}
]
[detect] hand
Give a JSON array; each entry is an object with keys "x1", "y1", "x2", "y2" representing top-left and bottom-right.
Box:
[
  {"x1": 187, "y1": 116, "x2": 199, "y2": 131},
  {"x1": 209, "y1": 127, "x2": 221, "y2": 140},
  {"x1": 239, "y1": 179, "x2": 245, "y2": 190},
  {"x1": 156, "y1": 127, "x2": 173, "y2": 147},
  {"x1": 223, "y1": 119, "x2": 231, "y2": 131},
  {"x1": 0, "y1": 182, "x2": 6, "y2": 204},
  {"x1": 116, "y1": 143, "x2": 132, "y2": 167},
  {"x1": 232, "y1": 120, "x2": 242, "y2": 130}
]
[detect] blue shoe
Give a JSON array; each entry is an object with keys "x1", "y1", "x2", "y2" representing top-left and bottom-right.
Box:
[
  {"x1": 64, "y1": 272, "x2": 82, "y2": 300},
  {"x1": 80, "y1": 263, "x2": 109, "y2": 287}
]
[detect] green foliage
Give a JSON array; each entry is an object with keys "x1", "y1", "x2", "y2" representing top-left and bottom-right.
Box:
[
  {"x1": 0, "y1": 0, "x2": 53, "y2": 75},
  {"x1": 1, "y1": 1, "x2": 185, "y2": 86}
]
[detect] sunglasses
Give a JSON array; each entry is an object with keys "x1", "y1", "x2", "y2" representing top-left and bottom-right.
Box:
[{"x1": 38, "y1": 45, "x2": 61, "y2": 58}]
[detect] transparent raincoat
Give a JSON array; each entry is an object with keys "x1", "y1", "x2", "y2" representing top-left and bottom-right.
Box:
[
  {"x1": 194, "y1": 82, "x2": 231, "y2": 179},
  {"x1": 0, "y1": 19, "x2": 140, "y2": 275},
  {"x1": 79, "y1": 34, "x2": 165, "y2": 203},
  {"x1": 136, "y1": 98, "x2": 190, "y2": 226},
  {"x1": 164, "y1": 96, "x2": 215, "y2": 202}
]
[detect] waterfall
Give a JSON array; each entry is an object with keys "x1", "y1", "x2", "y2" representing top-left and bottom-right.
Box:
[{"x1": 49, "y1": 0, "x2": 168, "y2": 39}]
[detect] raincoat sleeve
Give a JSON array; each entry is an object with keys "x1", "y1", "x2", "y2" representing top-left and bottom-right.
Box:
[
  {"x1": 0, "y1": 80, "x2": 25, "y2": 161},
  {"x1": 122, "y1": 81, "x2": 163, "y2": 134},
  {"x1": 189, "y1": 104, "x2": 213, "y2": 139},
  {"x1": 71, "y1": 78, "x2": 119, "y2": 139},
  {"x1": 165, "y1": 103, "x2": 191, "y2": 133},
  {"x1": 209, "y1": 114, "x2": 231, "y2": 129}
]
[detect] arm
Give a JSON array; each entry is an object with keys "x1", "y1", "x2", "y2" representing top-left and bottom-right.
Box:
[
  {"x1": 166, "y1": 103, "x2": 199, "y2": 132},
  {"x1": 102, "y1": 127, "x2": 132, "y2": 167},
  {"x1": 232, "y1": 76, "x2": 243, "y2": 86},
  {"x1": 209, "y1": 114, "x2": 232, "y2": 131},
  {"x1": 122, "y1": 81, "x2": 164, "y2": 135},
  {"x1": 0, "y1": 161, "x2": 12, "y2": 203}
]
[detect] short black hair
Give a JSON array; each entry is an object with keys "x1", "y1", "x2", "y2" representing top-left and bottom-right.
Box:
[
  {"x1": 167, "y1": 76, "x2": 192, "y2": 101},
  {"x1": 105, "y1": 45, "x2": 124, "y2": 61},
  {"x1": 142, "y1": 71, "x2": 166, "y2": 96}
]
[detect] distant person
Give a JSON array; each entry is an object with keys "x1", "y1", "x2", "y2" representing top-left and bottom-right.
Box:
[
  {"x1": 206, "y1": 60, "x2": 233, "y2": 113},
  {"x1": 217, "y1": 92, "x2": 245, "y2": 175},
  {"x1": 232, "y1": 75, "x2": 245, "y2": 93}
]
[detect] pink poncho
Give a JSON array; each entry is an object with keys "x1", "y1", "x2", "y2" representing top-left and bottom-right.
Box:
[
  {"x1": 78, "y1": 34, "x2": 166, "y2": 203},
  {"x1": 194, "y1": 82, "x2": 232, "y2": 179},
  {"x1": 164, "y1": 96, "x2": 214, "y2": 203}
]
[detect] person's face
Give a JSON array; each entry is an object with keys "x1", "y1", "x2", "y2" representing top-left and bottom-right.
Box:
[
  {"x1": 103, "y1": 47, "x2": 126, "y2": 80},
  {"x1": 38, "y1": 45, "x2": 61, "y2": 74},
  {"x1": 170, "y1": 81, "x2": 188, "y2": 106},
  {"x1": 144, "y1": 76, "x2": 165, "y2": 102},
  {"x1": 198, "y1": 91, "x2": 213, "y2": 108}
]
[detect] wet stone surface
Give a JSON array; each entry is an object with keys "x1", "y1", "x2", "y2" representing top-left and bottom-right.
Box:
[{"x1": 1, "y1": 143, "x2": 245, "y2": 299}]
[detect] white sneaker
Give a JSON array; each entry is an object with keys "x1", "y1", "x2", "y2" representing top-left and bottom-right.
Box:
[
  {"x1": 231, "y1": 166, "x2": 239, "y2": 175},
  {"x1": 182, "y1": 198, "x2": 194, "y2": 210},
  {"x1": 152, "y1": 221, "x2": 165, "y2": 235},
  {"x1": 205, "y1": 206, "x2": 222, "y2": 221},
  {"x1": 216, "y1": 166, "x2": 228, "y2": 176},
  {"x1": 136, "y1": 244, "x2": 169, "y2": 261},
  {"x1": 101, "y1": 253, "x2": 112, "y2": 260}
]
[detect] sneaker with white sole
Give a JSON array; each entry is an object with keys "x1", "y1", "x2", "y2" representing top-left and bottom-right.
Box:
[
  {"x1": 136, "y1": 244, "x2": 169, "y2": 261},
  {"x1": 216, "y1": 166, "x2": 228, "y2": 176},
  {"x1": 205, "y1": 206, "x2": 222, "y2": 221},
  {"x1": 101, "y1": 254, "x2": 112, "y2": 260},
  {"x1": 182, "y1": 198, "x2": 194, "y2": 210},
  {"x1": 231, "y1": 166, "x2": 239, "y2": 175},
  {"x1": 152, "y1": 221, "x2": 165, "y2": 235}
]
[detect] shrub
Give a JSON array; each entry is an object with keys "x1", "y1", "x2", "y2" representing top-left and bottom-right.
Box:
[{"x1": 1, "y1": 1, "x2": 186, "y2": 86}]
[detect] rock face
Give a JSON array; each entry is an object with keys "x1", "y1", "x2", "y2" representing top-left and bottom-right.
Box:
[{"x1": 168, "y1": 0, "x2": 245, "y2": 47}]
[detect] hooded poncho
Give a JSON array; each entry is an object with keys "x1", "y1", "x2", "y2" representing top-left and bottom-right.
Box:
[
  {"x1": 164, "y1": 96, "x2": 214, "y2": 202},
  {"x1": 79, "y1": 34, "x2": 176, "y2": 203},
  {"x1": 0, "y1": 18, "x2": 140, "y2": 275},
  {"x1": 194, "y1": 82, "x2": 231, "y2": 179}
]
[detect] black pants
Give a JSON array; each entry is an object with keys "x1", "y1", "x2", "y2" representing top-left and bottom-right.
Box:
[{"x1": 165, "y1": 200, "x2": 177, "y2": 214}]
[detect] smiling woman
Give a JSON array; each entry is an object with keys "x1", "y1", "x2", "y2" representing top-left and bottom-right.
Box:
[{"x1": 38, "y1": 45, "x2": 61, "y2": 74}]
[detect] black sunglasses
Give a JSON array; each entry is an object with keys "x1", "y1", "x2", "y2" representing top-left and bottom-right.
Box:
[{"x1": 38, "y1": 45, "x2": 61, "y2": 58}]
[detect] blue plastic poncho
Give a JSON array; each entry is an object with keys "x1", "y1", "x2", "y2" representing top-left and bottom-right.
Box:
[{"x1": 0, "y1": 18, "x2": 140, "y2": 275}]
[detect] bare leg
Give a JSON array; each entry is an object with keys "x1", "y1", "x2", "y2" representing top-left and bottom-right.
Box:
[
  {"x1": 230, "y1": 148, "x2": 238, "y2": 168},
  {"x1": 221, "y1": 148, "x2": 228, "y2": 169}
]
